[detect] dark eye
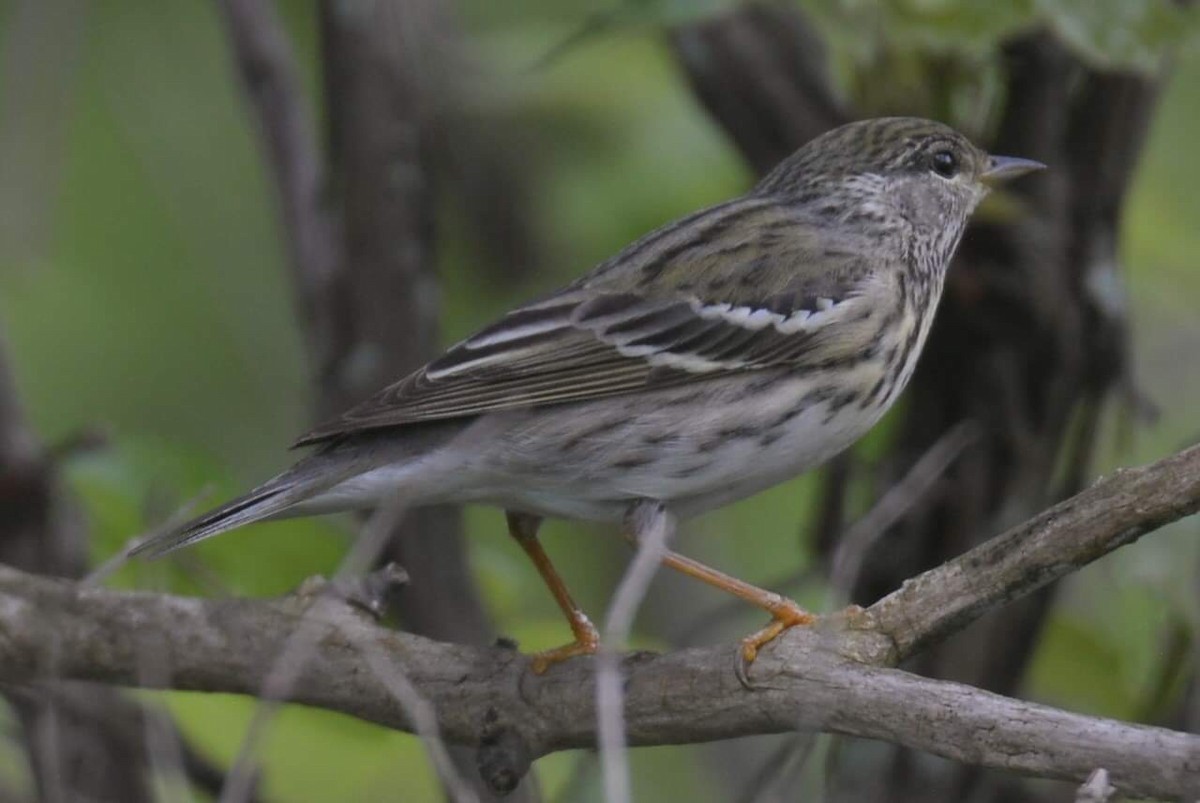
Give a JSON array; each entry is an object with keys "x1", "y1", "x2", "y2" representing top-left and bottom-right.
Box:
[{"x1": 930, "y1": 149, "x2": 959, "y2": 178}]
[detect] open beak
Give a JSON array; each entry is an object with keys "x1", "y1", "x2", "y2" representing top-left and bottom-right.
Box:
[{"x1": 982, "y1": 155, "x2": 1046, "y2": 184}]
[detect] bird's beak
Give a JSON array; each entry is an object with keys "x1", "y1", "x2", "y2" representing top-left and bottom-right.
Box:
[{"x1": 982, "y1": 155, "x2": 1046, "y2": 184}]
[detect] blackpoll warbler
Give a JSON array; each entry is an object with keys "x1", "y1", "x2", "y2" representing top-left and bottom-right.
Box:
[{"x1": 133, "y1": 117, "x2": 1043, "y2": 674}]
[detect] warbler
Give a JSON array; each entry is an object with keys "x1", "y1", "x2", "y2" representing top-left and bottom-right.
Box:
[{"x1": 132, "y1": 117, "x2": 1042, "y2": 673}]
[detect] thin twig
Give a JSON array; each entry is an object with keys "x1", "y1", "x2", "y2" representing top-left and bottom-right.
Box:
[
  {"x1": 218, "y1": 497, "x2": 410, "y2": 803},
  {"x1": 676, "y1": 422, "x2": 974, "y2": 646},
  {"x1": 735, "y1": 733, "x2": 820, "y2": 803},
  {"x1": 32, "y1": 693, "x2": 66, "y2": 803},
  {"x1": 871, "y1": 442, "x2": 1200, "y2": 660},
  {"x1": 84, "y1": 485, "x2": 215, "y2": 587},
  {"x1": 215, "y1": 0, "x2": 339, "y2": 327},
  {"x1": 359, "y1": 638, "x2": 479, "y2": 803},
  {"x1": 137, "y1": 635, "x2": 197, "y2": 803},
  {"x1": 598, "y1": 502, "x2": 675, "y2": 803},
  {"x1": 829, "y1": 421, "x2": 978, "y2": 602}
]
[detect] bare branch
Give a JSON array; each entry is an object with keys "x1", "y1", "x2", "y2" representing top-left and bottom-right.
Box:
[
  {"x1": 0, "y1": 567, "x2": 1195, "y2": 799},
  {"x1": 870, "y1": 442, "x2": 1200, "y2": 660},
  {"x1": 2, "y1": 444, "x2": 1198, "y2": 798},
  {"x1": 215, "y1": 0, "x2": 341, "y2": 347}
]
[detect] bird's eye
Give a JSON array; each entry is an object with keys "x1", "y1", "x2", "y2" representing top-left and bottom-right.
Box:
[{"x1": 930, "y1": 149, "x2": 959, "y2": 178}]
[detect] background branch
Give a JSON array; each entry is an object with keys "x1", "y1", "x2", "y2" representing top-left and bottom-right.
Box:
[{"x1": 216, "y1": 0, "x2": 341, "y2": 363}]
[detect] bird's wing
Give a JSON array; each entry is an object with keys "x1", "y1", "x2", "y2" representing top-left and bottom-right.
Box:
[{"x1": 294, "y1": 199, "x2": 894, "y2": 446}]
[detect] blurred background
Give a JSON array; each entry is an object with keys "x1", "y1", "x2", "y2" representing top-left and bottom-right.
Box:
[{"x1": 0, "y1": 1, "x2": 1197, "y2": 801}]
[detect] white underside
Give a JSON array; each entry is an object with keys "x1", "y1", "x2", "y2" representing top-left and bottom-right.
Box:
[{"x1": 306, "y1": 366, "x2": 890, "y2": 523}]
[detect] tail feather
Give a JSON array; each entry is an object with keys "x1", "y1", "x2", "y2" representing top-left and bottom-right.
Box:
[{"x1": 129, "y1": 470, "x2": 338, "y2": 559}]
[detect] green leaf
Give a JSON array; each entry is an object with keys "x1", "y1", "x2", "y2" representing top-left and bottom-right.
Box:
[{"x1": 1037, "y1": 0, "x2": 1200, "y2": 73}]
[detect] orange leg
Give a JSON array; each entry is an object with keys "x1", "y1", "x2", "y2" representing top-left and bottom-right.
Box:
[
  {"x1": 621, "y1": 530, "x2": 815, "y2": 678},
  {"x1": 507, "y1": 511, "x2": 600, "y2": 674}
]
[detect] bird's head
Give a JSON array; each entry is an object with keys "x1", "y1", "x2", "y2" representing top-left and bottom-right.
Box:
[{"x1": 756, "y1": 117, "x2": 1044, "y2": 263}]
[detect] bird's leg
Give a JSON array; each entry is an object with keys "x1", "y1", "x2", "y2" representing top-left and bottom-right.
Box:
[
  {"x1": 506, "y1": 511, "x2": 599, "y2": 674},
  {"x1": 619, "y1": 529, "x2": 815, "y2": 680}
]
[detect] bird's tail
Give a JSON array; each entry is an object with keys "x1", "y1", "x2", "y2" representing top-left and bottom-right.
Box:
[{"x1": 128, "y1": 462, "x2": 351, "y2": 560}]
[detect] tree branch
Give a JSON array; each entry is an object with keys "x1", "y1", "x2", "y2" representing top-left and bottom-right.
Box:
[
  {"x1": 1, "y1": 445, "x2": 1197, "y2": 798},
  {"x1": 871, "y1": 441, "x2": 1200, "y2": 659},
  {"x1": 215, "y1": 0, "x2": 342, "y2": 356}
]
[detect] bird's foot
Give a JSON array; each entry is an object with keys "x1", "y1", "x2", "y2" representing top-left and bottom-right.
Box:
[
  {"x1": 529, "y1": 610, "x2": 600, "y2": 674},
  {"x1": 736, "y1": 598, "x2": 816, "y2": 689}
]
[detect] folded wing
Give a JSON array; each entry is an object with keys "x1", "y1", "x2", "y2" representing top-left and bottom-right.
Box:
[{"x1": 295, "y1": 202, "x2": 891, "y2": 446}]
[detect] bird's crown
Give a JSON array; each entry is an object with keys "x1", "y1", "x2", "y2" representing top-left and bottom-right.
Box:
[{"x1": 755, "y1": 117, "x2": 990, "y2": 196}]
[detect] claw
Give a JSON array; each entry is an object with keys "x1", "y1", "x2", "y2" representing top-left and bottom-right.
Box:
[
  {"x1": 529, "y1": 611, "x2": 600, "y2": 674},
  {"x1": 736, "y1": 602, "x2": 817, "y2": 689}
]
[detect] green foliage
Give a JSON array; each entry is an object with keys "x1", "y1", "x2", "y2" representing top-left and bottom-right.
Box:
[
  {"x1": 531, "y1": 0, "x2": 1199, "y2": 74},
  {"x1": 810, "y1": 0, "x2": 1196, "y2": 67},
  {"x1": 1027, "y1": 576, "x2": 1173, "y2": 720},
  {"x1": 165, "y1": 693, "x2": 444, "y2": 801},
  {"x1": 799, "y1": 0, "x2": 1198, "y2": 126},
  {"x1": 1039, "y1": 0, "x2": 1199, "y2": 72},
  {"x1": 67, "y1": 436, "x2": 349, "y2": 597},
  {"x1": 1027, "y1": 615, "x2": 1137, "y2": 719},
  {"x1": 808, "y1": 0, "x2": 1034, "y2": 57}
]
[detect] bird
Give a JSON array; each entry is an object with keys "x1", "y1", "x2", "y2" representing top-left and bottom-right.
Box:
[{"x1": 130, "y1": 117, "x2": 1043, "y2": 676}]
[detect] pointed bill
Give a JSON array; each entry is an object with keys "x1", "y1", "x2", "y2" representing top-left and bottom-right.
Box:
[{"x1": 982, "y1": 155, "x2": 1046, "y2": 183}]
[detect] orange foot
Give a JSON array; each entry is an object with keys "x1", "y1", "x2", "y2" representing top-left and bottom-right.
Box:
[
  {"x1": 736, "y1": 598, "x2": 817, "y2": 688},
  {"x1": 529, "y1": 611, "x2": 601, "y2": 674}
]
